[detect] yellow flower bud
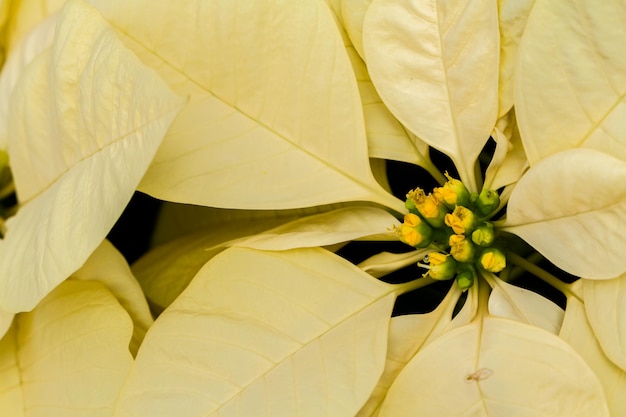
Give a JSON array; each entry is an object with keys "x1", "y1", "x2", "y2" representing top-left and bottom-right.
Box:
[
  {"x1": 471, "y1": 222, "x2": 495, "y2": 247},
  {"x1": 449, "y1": 234, "x2": 476, "y2": 263},
  {"x1": 406, "y1": 188, "x2": 447, "y2": 228},
  {"x1": 478, "y1": 247, "x2": 506, "y2": 273},
  {"x1": 444, "y1": 206, "x2": 477, "y2": 235},
  {"x1": 434, "y1": 172, "x2": 470, "y2": 208},
  {"x1": 398, "y1": 213, "x2": 432, "y2": 248},
  {"x1": 421, "y1": 252, "x2": 456, "y2": 280}
]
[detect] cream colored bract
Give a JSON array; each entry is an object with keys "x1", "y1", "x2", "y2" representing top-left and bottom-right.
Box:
[{"x1": 0, "y1": 0, "x2": 625, "y2": 416}]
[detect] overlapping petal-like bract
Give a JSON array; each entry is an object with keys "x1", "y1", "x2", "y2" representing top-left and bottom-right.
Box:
[
  {"x1": 116, "y1": 247, "x2": 395, "y2": 417},
  {"x1": 0, "y1": 0, "x2": 185, "y2": 313},
  {"x1": 87, "y1": 0, "x2": 403, "y2": 212},
  {"x1": 0, "y1": 279, "x2": 134, "y2": 416},
  {"x1": 502, "y1": 149, "x2": 626, "y2": 279},
  {"x1": 515, "y1": 0, "x2": 626, "y2": 164},
  {"x1": 379, "y1": 315, "x2": 609, "y2": 416},
  {"x1": 363, "y1": 0, "x2": 499, "y2": 191}
]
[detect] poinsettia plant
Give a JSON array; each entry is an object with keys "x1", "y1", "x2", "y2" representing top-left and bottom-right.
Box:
[{"x1": 0, "y1": 0, "x2": 625, "y2": 415}]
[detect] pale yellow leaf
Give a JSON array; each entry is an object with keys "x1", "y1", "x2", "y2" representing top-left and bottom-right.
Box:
[
  {"x1": 379, "y1": 316, "x2": 609, "y2": 416},
  {"x1": 497, "y1": 0, "x2": 536, "y2": 117},
  {"x1": 133, "y1": 211, "x2": 321, "y2": 313},
  {"x1": 369, "y1": 157, "x2": 392, "y2": 193},
  {"x1": 358, "y1": 250, "x2": 429, "y2": 279},
  {"x1": 71, "y1": 239, "x2": 153, "y2": 356},
  {"x1": 483, "y1": 110, "x2": 529, "y2": 190},
  {"x1": 3, "y1": 0, "x2": 65, "y2": 56},
  {"x1": 325, "y1": 2, "x2": 433, "y2": 171},
  {"x1": 583, "y1": 273, "x2": 626, "y2": 371},
  {"x1": 356, "y1": 284, "x2": 476, "y2": 417},
  {"x1": 89, "y1": 0, "x2": 404, "y2": 212},
  {"x1": 132, "y1": 228, "x2": 251, "y2": 314},
  {"x1": 363, "y1": 0, "x2": 499, "y2": 191},
  {"x1": 0, "y1": 0, "x2": 185, "y2": 313},
  {"x1": 350, "y1": 45, "x2": 433, "y2": 169},
  {"x1": 0, "y1": 279, "x2": 133, "y2": 417},
  {"x1": 231, "y1": 207, "x2": 400, "y2": 250},
  {"x1": 515, "y1": 0, "x2": 626, "y2": 164},
  {"x1": 0, "y1": 321, "x2": 22, "y2": 417},
  {"x1": 341, "y1": 0, "x2": 372, "y2": 60},
  {"x1": 0, "y1": 308, "x2": 12, "y2": 339},
  {"x1": 150, "y1": 202, "x2": 352, "y2": 247},
  {"x1": 116, "y1": 247, "x2": 395, "y2": 417},
  {"x1": 487, "y1": 275, "x2": 564, "y2": 334},
  {"x1": 560, "y1": 293, "x2": 626, "y2": 416},
  {"x1": 0, "y1": 12, "x2": 56, "y2": 150},
  {"x1": 501, "y1": 149, "x2": 626, "y2": 279}
]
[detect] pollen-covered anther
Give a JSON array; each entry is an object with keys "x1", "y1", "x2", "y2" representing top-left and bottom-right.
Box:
[{"x1": 406, "y1": 188, "x2": 447, "y2": 228}]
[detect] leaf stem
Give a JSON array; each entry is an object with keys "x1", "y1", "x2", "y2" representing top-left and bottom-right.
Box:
[
  {"x1": 476, "y1": 274, "x2": 491, "y2": 317},
  {"x1": 507, "y1": 251, "x2": 574, "y2": 297},
  {"x1": 506, "y1": 251, "x2": 543, "y2": 281},
  {"x1": 392, "y1": 276, "x2": 437, "y2": 296}
]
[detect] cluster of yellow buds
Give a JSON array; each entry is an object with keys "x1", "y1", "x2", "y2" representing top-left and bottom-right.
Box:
[{"x1": 395, "y1": 173, "x2": 506, "y2": 290}]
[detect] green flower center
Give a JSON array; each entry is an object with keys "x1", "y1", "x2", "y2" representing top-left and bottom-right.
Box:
[{"x1": 396, "y1": 174, "x2": 505, "y2": 290}]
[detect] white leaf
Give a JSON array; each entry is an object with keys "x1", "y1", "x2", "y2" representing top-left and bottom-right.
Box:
[
  {"x1": 0, "y1": 0, "x2": 185, "y2": 312},
  {"x1": 231, "y1": 207, "x2": 400, "y2": 250},
  {"x1": 483, "y1": 111, "x2": 528, "y2": 191},
  {"x1": 501, "y1": 149, "x2": 626, "y2": 279},
  {"x1": 356, "y1": 284, "x2": 476, "y2": 417},
  {"x1": 363, "y1": 0, "x2": 499, "y2": 190},
  {"x1": 515, "y1": 0, "x2": 626, "y2": 164},
  {"x1": 341, "y1": 0, "x2": 373, "y2": 60},
  {"x1": 89, "y1": 0, "x2": 404, "y2": 212},
  {"x1": 71, "y1": 239, "x2": 153, "y2": 356},
  {"x1": 583, "y1": 273, "x2": 626, "y2": 371},
  {"x1": 358, "y1": 250, "x2": 428, "y2": 279},
  {"x1": 497, "y1": 0, "x2": 536, "y2": 117},
  {"x1": 0, "y1": 280, "x2": 133, "y2": 416},
  {"x1": 0, "y1": 13, "x2": 56, "y2": 150},
  {"x1": 115, "y1": 247, "x2": 396, "y2": 417},
  {"x1": 379, "y1": 316, "x2": 609, "y2": 416},
  {"x1": 487, "y1": 275, "x2": 564, "y2": 334},
  {"x1": 560, "y1": 292, "x2": 626, "y2": 416}
]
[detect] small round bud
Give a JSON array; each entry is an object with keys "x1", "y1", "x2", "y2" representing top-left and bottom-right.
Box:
[
  {"x1": 471, "y1": 222, "x2": 495, "y2": 247},
  {"x1": 478, "y1": 247, "x2": 506, "y2": 273},
  {"x1": 449, "y1": 234, "x2": 476, "y2": 263},
  {"x1": 456, "y1": 266, "x2": 476, "y2": 290},
  {"x1": 475, "y1": 189, "x2": 500, "y2": 216}
]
